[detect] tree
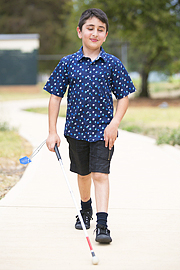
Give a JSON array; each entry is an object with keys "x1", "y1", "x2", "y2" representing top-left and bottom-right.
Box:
[
  {"x1": 73, "y1": 0, "x2": 180, "y2": 97},
  {"x1": 0, "y1": 0, "x2": 74, "y2": 71}
]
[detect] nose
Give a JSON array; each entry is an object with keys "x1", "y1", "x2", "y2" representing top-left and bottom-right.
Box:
[{"x1": 92, "y1": 28, "x2": 98, "y2": 37}]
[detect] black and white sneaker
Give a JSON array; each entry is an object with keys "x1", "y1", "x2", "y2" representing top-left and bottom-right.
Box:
[
  {"x1": 75, "y1": 208, "x2": 93, "y2": 230},
  {"x1": 95, "y1": 224, "x2": 112, "y2": 243}
]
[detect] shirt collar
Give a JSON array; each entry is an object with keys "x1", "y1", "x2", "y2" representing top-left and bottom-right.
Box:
[{"x1": 76, "y1": 46, "x2": 107, "y2": 62}]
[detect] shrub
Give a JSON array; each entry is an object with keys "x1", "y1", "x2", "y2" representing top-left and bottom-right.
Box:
[
  {"x1": 0, "y1": 122, "x2": 10, "y2": 131},
  {"x1": 157, "y1": 127, "x2": 180, "y2": 145}
]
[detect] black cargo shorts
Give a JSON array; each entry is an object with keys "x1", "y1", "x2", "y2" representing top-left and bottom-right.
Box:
[{"x1": 66, "y1": 136, "x2": 114, "y2": 176}]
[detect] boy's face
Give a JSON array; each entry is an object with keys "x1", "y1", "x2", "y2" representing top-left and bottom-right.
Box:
[{"x1": 77, "y1": 17, "x2": 108, "y2": 52}]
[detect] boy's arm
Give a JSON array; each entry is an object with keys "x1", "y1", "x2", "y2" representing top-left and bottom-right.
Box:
[
  {"x1": 46, "y1": 94, "x2": 62, "y2": 152},
  {"x1": 104, "y1": 96, "x2": 129, "y2": 150}
]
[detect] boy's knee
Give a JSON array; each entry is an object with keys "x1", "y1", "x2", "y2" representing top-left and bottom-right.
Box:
[
  {"x1": 92, "y1": 172, "x2": 108, "y2": 182},
  {"x1": 78, "y1": 173, "x2": 91, "y2": 181}
]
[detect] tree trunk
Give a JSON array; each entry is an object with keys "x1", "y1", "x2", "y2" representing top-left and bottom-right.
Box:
[{"x1": 139, "y1": 69, "x2": 150, "y2": 98}]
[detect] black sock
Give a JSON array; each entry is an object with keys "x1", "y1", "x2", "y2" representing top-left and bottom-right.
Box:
[
  {"x1": 96, "y1": 212, "x2": 108, "y2": 227},
  {"x1": 81, "y1": 198, "x2": 92, "y2": 211}
]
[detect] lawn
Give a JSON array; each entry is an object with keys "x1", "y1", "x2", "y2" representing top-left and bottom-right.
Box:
[
  {"x1": 0, "y1": 123, "x2": 32, "y2": 199},
  {"x1": 121, "y1": 107, "x2": 180, "y2": 129},
  {"x1": 0, "y1": 83, "x2": 49, "y2": 101},
  {"x1": 121, "y1": 106, "x2": 180, "y2": 145},
  {"x1": 25, "y1": 105, "x2": 67, "y2": 117},
  {"x1": 132, "y1": 77, "x2": 180, "y2": 95}
]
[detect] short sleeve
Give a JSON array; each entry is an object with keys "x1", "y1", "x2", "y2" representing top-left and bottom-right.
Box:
[
  {"x1": 43, "y1": 58, "x2": 69, "y2": 97},
  {"x1": 110, "y1": 58, "x2": 136, "y2": 99}
]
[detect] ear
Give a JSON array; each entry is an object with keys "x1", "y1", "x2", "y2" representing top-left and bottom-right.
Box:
[
  {"x1": 103, "y1": 31, "x2": 108, "y2": 42},
  {"x1": 77, "y1": 26, "x2": 82, "y2": 39}
]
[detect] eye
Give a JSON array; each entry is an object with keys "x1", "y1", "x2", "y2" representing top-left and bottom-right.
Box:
[{"x1": 88, "y1": 28, "x2": 93, "y2": 31}]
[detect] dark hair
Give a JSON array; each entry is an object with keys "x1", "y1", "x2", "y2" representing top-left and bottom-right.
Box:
[{"x1": 78, "y1": 8, "x2": 109, "y2": 32}]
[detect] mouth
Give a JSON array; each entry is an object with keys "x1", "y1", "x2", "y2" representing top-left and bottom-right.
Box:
[{"x1": 90, "y1": 38, "x2": 98, "y2": 42}]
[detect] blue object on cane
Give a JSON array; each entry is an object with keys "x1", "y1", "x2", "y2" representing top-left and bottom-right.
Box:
[{"x1": 19, "y1": 140, "x2": 46, "y2": 165}]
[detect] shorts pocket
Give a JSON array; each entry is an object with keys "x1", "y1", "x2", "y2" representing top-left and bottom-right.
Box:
[
  {"x1": 107, "y1": 148, "x2": 114, "y2": 161},
  {"x1": 91, "y1": 141, "x2": 114, "y2": 161}
]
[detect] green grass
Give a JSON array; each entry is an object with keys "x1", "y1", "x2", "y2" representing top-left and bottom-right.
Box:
[
  {"x1": 120, "y1": 107, "x2": 180, "y2": 145},
  {"x1": 156, "y1": 127, "x2": 180, "y2": 145},
  {"x1": 0, "y1": 122, "x2": 11, "y2": 132},
  {"x1": 25, "y1": 105, "x2": 67, "y2": 117},
  {"x1": 0, "y1": 83, "x2": 49, "y2": 101},
  {"x1": 0, "y1": 122, "x2": 33, "y2": 199},
  {"x1": 132, "y1": 78, "x2": 180, "y2": 95},
  {"x1": 121, "y1": 107, "x2": 180, "y2": 129},
  {"x1": 25, "y1": 107, "x2": 49, "y2": 114},
  {"x1": 0, "y1": 129, "x2": 32, "y2": 162},
  {"x1": 150, "y1": 81, "x2": 180, "y2": 94},
  {"x1": 0, "y1": 91, "x2": 49, "y2": 101}
]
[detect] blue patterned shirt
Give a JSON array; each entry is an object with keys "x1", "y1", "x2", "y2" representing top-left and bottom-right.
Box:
[{"x1": 44, "y1": 47, "x2": 136, "y2": 142}]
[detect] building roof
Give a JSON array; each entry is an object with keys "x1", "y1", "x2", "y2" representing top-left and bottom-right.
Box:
[{"x1": 0, "y1": 34, "x2": 39, "y2": 40}]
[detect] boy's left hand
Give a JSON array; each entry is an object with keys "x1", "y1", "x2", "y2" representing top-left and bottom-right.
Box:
[
  {"x1": 104, "y1": 96, "x2": 129, "y2": 150},
  {"x1": 104, "y1": 120, "x2": 118, "y2": 150}
]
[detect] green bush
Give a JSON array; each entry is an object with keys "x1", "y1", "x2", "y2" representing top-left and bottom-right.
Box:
[
  {"x1": 0, "y1": 122, "x2": 10, "y2": 131},
  {"x1": 157, "y1": 127, "x2": 180, "y2": 145}
]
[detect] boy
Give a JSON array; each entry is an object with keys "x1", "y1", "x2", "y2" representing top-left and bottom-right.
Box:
[{"x1": 44, "y1": 8, "x2": 136, "y2": 244}]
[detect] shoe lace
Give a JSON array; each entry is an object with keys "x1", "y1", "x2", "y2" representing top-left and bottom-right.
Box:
[
  {"x1": 76, "y1": 210, "x2": 93, "y2": 222},
  {"x1": 93, "y1": 224, "x2": 109, "y2": 235}
]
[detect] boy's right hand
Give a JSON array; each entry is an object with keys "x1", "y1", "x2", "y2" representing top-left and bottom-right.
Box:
[{"x1": 46, "y1": 133, "x2": 61, "y2": 152}]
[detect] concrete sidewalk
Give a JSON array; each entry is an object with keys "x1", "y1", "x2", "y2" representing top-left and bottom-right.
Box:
[{"x1": 0, "y1": 99, "x2": 180, "y2": 270}]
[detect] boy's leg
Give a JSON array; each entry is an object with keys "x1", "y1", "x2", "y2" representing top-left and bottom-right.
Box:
[
  {"x1": 92, "y1": 172, "x2": 112, "y2": 243},
  {"x1": 77, "y1": 173, "x2": 91, "y2": 202},
  {"x1": 91, "y1": 172, "x2": 109, "y2": 213},
  {"x1": 75, "y1": 173, "x2": 93, "y2": 230},
  {"x1": 65, "y1": 137, "x2": 93, "y2": 229}
]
